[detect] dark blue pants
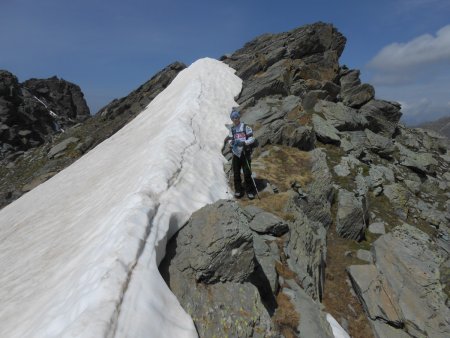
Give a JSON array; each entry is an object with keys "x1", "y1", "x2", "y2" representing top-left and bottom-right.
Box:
[{"x1": 232, "y1": 152, "x2": 254, "y2": 194}]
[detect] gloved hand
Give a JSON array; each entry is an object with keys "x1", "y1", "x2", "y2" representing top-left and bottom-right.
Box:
[{"x1": 235, "y1": 139, "x2": 245, "y2": 146}]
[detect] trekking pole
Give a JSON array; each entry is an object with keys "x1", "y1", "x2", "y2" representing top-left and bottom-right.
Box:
[{"x1": 243, "y1": 152, "x2": 261, "y2": 200}]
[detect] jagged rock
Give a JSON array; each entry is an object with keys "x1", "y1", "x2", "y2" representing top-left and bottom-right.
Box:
[
  {"x1": 223, "y1": 22, "x2": 346, "y2": 105},
  {"x1": 314, "y1": 100, "x2": 368, "y2": 131},
  {"x1": 252, "y1": 234, "x2": 280, "y2": 294},
  {"x1": 160, "y1": 200, "x2": 276, "y2": 337},
  {"x1": 47, "y1": 137, "x2": 80, "y2": 159},
  {"x1": 303, "y1": 90, "x2": 329, "y2": 111},
  {"x1": 359, "y1": 99, "x2": 402, "y2": 137},
  {"x1": 348, "y1": 223, "x2": 450, "y2": 338},
  {"x1": 396, "y1": 125, "x2": 449, "y2": 154},
  {"x1": 244, "y1": 205, "x2": 289, "y2": 236},
  {"x1": 364, "y1": 128, "x2": 395, "y2": 158},
  {"x1": 333, "y1": 155, "x2": 360, "y2": 177},
  {"x1": 242, "y1": 95, "x2": 301, "y2": 125},
  {"x1": 0, "y1": 70, "x2": 90, "y2": 160},
  {"x1": 285, "y1": 208, "x2": 327, "y2": 301},
  {"x1": 339, "y1": 69, "x2": 375, "y2": 108},
  {"x1": 23, "y1": 76, "x2": 90, "y2": 123},
  {"x1": 312, "y1": 114, "x2": 341, "y2": 145},
  {"x1": 367, "y1": 164, "x2": 395, "y2": 192},
  {"x1": 336, "y1": 188, "x2": 369, "y2": 241},
  {"x1": 255, "y1": 119, "x2": 316, "y2": 151},
  {"x1": 396, "y1": 143, "x2": 438, "y2": 175},
  {"x1": 286, "y1": 148, "x2": 334, "y2": 227},
  {"x1": 415, "y1": 199, "x2": 448, "y2": 228},
  {"x1": 383, "y1": 183, "x2": 414, "y2": 220}
]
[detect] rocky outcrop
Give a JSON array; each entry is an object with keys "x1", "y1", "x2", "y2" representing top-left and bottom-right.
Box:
[
  {"x1": 0, "y1": 62, "x2": 185, "y2": 209},
  {"x1": 348, "y1": 223, "x2": 450, "y2": 338},
  {"x1": 160, "y1": 200, "x2": 337, "y2": 337},
  {"x1": 0, "y1": 70, "x2": 90, "y2": 161},
  {"x1": 160, "y1": 200, "x2": 276, "y2": 337}
]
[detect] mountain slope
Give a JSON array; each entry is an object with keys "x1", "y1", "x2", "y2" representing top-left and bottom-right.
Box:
[{"x1": 415, "y1": 115, "x2": 450, "y2": 138}]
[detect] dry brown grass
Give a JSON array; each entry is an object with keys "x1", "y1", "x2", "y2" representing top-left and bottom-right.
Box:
[
  {"x1": 253, "y1": 145, "x2": 312, "y2": 192},
  {"x1": 275, "y1": 260, "x2": 297, "y2": 280},
  {"x1": 323, "y1": 219, "x2": 375, "y2": 338},
  {"x1": 273, "y1": 292, "x2": 300, "y2": 338}
]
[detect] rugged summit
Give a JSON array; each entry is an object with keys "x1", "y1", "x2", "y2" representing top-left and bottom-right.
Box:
[
  {"x1": 0, "y1": 71, "x2": 90, "y2": 161},
  {"x1": 1, "y1": 22, "x2": 449, "y2": 338},
  {"x1": 161, "y1": 22, "x2": 450, "y2": 338}
]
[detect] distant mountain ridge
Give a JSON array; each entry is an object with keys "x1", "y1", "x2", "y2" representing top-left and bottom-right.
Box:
[{"x1": 415, "y1": 115, "x2": 450, "y2": 138}]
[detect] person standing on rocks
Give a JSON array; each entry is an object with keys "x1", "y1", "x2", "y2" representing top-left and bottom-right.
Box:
[{"x1": 227, "y1": 109, "x2": 256, "y2": 200}]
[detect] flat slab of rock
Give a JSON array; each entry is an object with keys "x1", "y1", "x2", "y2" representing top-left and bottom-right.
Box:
[
  {"x1": 47, "y1": 137, "x2": 79, "y2": 158},
  {"x1": 348, "y1": 223, "x2": 450, "y2": 338}
]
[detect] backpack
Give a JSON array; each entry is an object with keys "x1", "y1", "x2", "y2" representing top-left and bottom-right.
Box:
[{"x1": 231, "y1": 123, "x2": 259, "y2": 153}]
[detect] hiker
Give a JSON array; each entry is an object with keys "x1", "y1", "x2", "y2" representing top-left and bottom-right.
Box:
[{"x1": 227, "y1": 109, "x2": 256, "y2": 200}]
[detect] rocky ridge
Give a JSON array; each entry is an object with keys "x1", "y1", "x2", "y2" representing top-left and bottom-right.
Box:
[
  {"x1": 0, "y1": 71, "x2": 90, "y2": 161},
  {"x1": 1, "y1": 22, "x2": 449, "y2": 338},
  {"x1": 0, "y1": 62, "x2": 185, "y2": 208},
  {"x1": 161, "y1": 22, "x2": 450, "y2": 337}
]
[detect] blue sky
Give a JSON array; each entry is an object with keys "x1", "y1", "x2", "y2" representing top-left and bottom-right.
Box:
[{"x1": 1, "y1": 0, "x2": 449, "y2": 125}]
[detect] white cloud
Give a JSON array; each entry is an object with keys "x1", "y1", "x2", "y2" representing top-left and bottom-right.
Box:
[{"x1": 368, "y1": 24, "x2": 450, "y2": 72}]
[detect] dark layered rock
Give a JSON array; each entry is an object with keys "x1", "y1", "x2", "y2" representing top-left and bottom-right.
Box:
[
  {"x1": 222, "y1": 22, "x2": 346, "y2": 105},
  {"x1": 0, "y1": 70, "x2": 90, "y2": 160},
  {"x1": 359, "y1": 99, "x2": 402, "y2": 137},
  {"x1": 23, "y1": 76, "x2": 90, "y2": 123},
  {"x1": 336, "y1": 188, "x2": 369, "y2": 241},
  {"x1": 338, "y1": 68, "x2": 375, "y2": 108}
]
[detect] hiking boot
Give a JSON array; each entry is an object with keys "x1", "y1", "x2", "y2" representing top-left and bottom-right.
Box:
[
  {"x1": 234, "y1": 191, "x2": 244, "y2": 198},
  {"x1": 247, "y1": 192, "x2": 255, "y2": 200}
]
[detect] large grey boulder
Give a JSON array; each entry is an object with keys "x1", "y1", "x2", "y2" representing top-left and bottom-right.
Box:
[
  {"x1": 364, "y1": 128, "x2": 395, "y2": 158},
  {"x1": 312, "y1": 114, "x2": 341, "y2": 145},
  {"x1": 314, "y1": 100, "x2": 368, "y2": 131},
  {"x1": 160, "y1": 200, "x2": 276, "y2": 337},
  {"x1": 348, "y1": 223, "x2": 450, "y2": 338},
  {"x1": 172, "y1": 200, "x2": 255, "y2": 283},
  {"x1": 359, "y1": 99, "x2": 402, "y2": 137}
]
